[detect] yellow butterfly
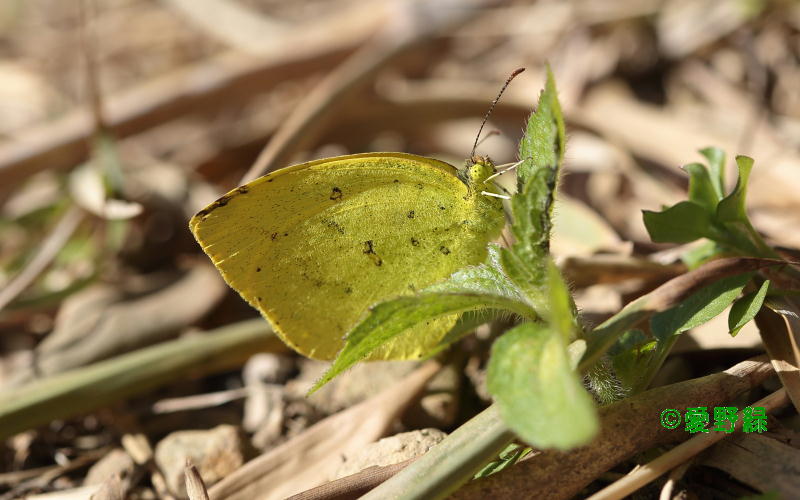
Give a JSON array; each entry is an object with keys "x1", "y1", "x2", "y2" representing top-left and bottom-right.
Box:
[{"x1": 190, "y1": 152, "x2": 505, "y2": 360}]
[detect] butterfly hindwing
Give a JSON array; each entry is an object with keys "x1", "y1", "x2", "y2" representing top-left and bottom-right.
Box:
[{"x1": 190, "y1": 153, "x2": 504, "y2": 360}]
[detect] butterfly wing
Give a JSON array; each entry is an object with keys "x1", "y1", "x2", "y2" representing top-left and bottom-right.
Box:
[{"x1": 190, "y1": 152, "x2": 504, "y2": 360}]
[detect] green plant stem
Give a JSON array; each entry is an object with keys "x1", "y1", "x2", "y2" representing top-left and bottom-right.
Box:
[
  {"x1": 629, "y1": 333, "x2": 680, "y2": 394},
  {"x1": 578, "y1": 299, "x2": 650, "y2": 375},
  {"x1": 742, "y1": 220, "x2": 779, "y2": 258},
  {"x1": 361, "y1": 405, "x2": 515, "y2": 500},
  {"x1": 0, "y1": 319, "x2": 281, "y2": 440}
]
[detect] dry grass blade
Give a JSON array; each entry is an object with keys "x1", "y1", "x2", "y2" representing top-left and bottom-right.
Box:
[
  {"x1": 0, "y1": 319, "x2": 283, "y2": 440},
  {"x1": 9, "y1": 263, "x2": 227, "y2": 385},
  {"x1": 451, "y1": 356, "x2": 776, "y2": 499},
  {"x1": 0, "y1": 206, "x2": 83, "y2": 312},
  {"x1": 586, "y1": 388, "x2": 790, "y2": 500},
  {"x1": 572, "y1": 83, "x2": 800, "y2": 193},
  {"x1": 658, "y1": 462, "x2": 691, "y2": 500},
  {"x1": 242, "y1": 0, "x2": 492, "y2": 182},
  {"x1": 755, "y1": 296, "x2": 800, "y2": 413},
  {"x1": 152, "y1": 387, "x2": 249, "y2": 414},
  {"x1": 185, "y1": 460, "x2": 210, "y2": 500},
  {"x1": 0, "y1": 3, "x2": 393, "y2": 193},
  {"x1": 88, "y1": 474, "x2": 124, "y2": 500},
  {"x1": 699, "y1": 432, "x2": 800, "y2": 495},
  {"x1": 164, "y1": 0, "x2": 289, "y2": 54},
  {"x1": 560, "y1": 255, "x2": 685, "y2": 289},
  {"x1": 207, "y1": 361, "x2": 441, "y2": 500},
  {"x1": 285, "y1": 458, "x2": 416, "y2": 500},
  {"x1": 0, "y1": 447, "x2": 109, "y2": 494}
]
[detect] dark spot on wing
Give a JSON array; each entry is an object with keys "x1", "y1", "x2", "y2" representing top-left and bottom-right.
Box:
[
  {"x1": 362, "y1": 240, "x2": 383, "y2": 266},
  {"x1": 416, "y1": 183, "x2": 423, "y2": 190},
  {"x1": 257, "y1": 297, "x2": 263, "y2": 301},
  {"x1": 323, "y1": 219, "x2": 345, "y2": 234},
  {"x1": 440, "y1": 246, "x2": 451, "y2": 255},
  {"x1": 196, "y1": 187, "x2": 246, "y2": 217},
  {"x1": 301, "y1": 272, "x2": 323, "y2": 287},
  {"x1": 256, "y1": 267, "x2": 261, "y2": 272},
  {"x1": 393, "y1": 179, "x2": 399, "y2": 183},
  {"x1": 284, "y1": 232, "x2": 288, "y2": 237},
  {"x1": 439, "y1": 205, "x2": 446, "y2": 210},
  {"x1": 407, "y1": 210, "x2": 415, "y2": 219},
  {"x1": 363, "y1": 240, "x2": 375, "y2": 254},
  {"x1": 411, "y1": 238, "x2": 420, "y2": 247},
  {"x1": 330, "y1": 187, "x2": 343, "y2": 200},
  {"x1": 344, "y1": 287, "x2": 352, "y2": 294},
  {"x1": 271, "y1": 232, "x2": 278, "y2": 240},
  {"x1": 267, "y1": 178, "x2": 274, "y2": 182}
]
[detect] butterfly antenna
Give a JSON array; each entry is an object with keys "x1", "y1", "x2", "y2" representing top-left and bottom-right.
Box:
[
  {"x1": 470, "y1": 67, "x2": 525, "y2": 159},
  {"x1": 474, "y1": 129, "x2": 500, "y2": 149}
]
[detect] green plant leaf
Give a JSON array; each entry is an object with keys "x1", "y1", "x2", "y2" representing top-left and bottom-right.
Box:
[
  {"x1": 699, "y1": 147, "x2": 726, "y2": 199},
  {"x1": 681, "y1": 240, "x2": 724, "y2": 269},
  {"x1": 546, "y1": 259, "x2": 577, "y2": 341},
  {"x1": 473, "y1": 443, "x2": 532, "y2": 479},
  {"x1": 499, "y1": 232, "x2": 546, "y2": 311},
  {"x1": 487, "y1": 323, "x2": 598, "y2": 450},
  {"x1": 729, "y1": 280, "x2": 770, "y2": 336},
  {"x1": 651, "y1": 272, "x2": 752, "y2": 340},
  {"x1": 312, "y1": 290, "x2": 536, "y2": 393},
  {"x1": 611, "y1": 272, "x2": 753, "y2": 393},
  {"x1": 517, "y1": 65, "x2": 566, "y2": 189},
  {"x1": 580, "y1": 258, "x2": 782, "y2": 376},
  {"x1": 716, "y1": 155, "x2": 754, "y2": 223},
  {"x1": 606, "y1": 329, "x2": 655, "y2": 396},
  {"x1": 501, "y1": 66, "x2": 566, "y2": 303},
  {"x1": 642, "y1": 201, "x2": 717, "y2": 243},
  {"x1": 684, "y1": 162, "x2": 720, "y2": 212},
  {"x1": 427, "y1": 245, "x2": 525, "y2": 300}
]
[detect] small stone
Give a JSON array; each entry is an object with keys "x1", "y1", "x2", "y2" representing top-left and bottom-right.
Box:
[
  {"x1": 243, "y1": 353, "x2": 294, "y2": 385},
  {"x1": 85, "y1": 448, "x2": 135, "y2": 488},
  {"x1": 154, "y1": 425, "x2": 244, "y2": 498},
  {"x1": 332, "y1": 429, "x2": 447, "y2": 480},
  {"x1": 248, "y1": 384, "x2": 285, "y2": 448}
]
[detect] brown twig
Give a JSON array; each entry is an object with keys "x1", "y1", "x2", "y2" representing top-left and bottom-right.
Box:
[
  {"x1": 587, "y1": 388, "x2": 790, "y2": 500},
  {"x1": 285, "y1": 458, "x2": 417, "y2": 500},
  {"x1": 0, "y1": 4, "x2": 391, "y2": 195},
  {"x1": 241, "y1": 0, "x2": 495, "y2": 183},
  {"x1": 755, "y1": 296, "x2": 800, "y2": 413},
  {"x1": 0, "y1": 206, "x2": 84, "y2": 312},
  {"x1": 450, "y1": 356, "x2": 776, "y2": 499},
  {"x1": 185, "y1": 459, "x2": 210, "y2": 500},
  {"x1": 79, "y1": 0, "x2": 108, "y2": 133}
]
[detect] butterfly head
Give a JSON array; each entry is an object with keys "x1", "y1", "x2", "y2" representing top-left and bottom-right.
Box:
[{"x1": 459, "y1": 155, "x2": 497, "y2": 195}]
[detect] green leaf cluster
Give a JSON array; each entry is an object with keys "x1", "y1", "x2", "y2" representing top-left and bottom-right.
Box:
[
  {"x1": 602, "y1": 148, "x2": 780, "y2": 394},
  {"x1": 643, "y1": 150, "x2": 777, "y2": 260}
]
